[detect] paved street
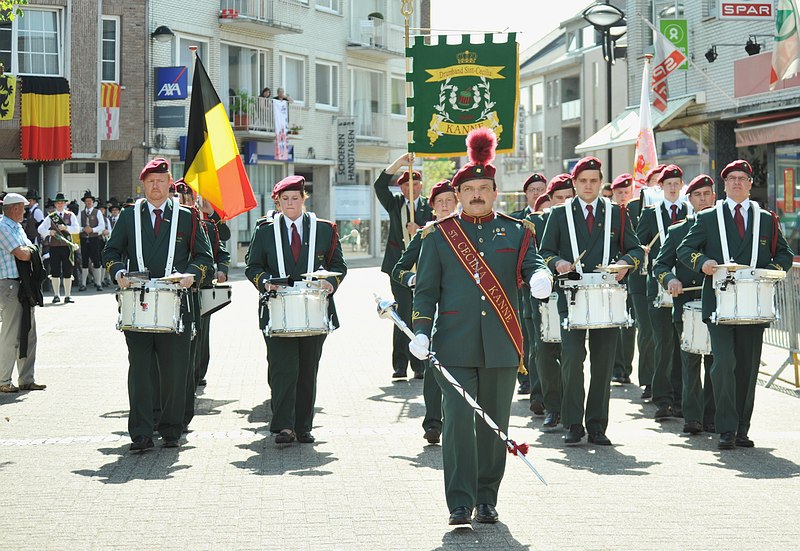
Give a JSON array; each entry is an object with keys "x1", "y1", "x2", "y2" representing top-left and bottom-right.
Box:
[{"x1": 2, "y1": 265, "x2": 800, "y2": 550}]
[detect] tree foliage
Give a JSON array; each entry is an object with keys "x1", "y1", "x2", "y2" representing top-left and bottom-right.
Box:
[
  {"x1": 421, "y1": 159, "x2": 456, "y2": 196},
  {"x1": 0, "y1": 1, "x2": 27, "y2": 22}
]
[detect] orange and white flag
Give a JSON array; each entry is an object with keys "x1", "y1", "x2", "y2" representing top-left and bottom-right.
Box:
[
  {"x1": 770, "y1": 0, "x2": 800, "y2": 89},
  {"x1": 100, "y1": 82, "x2": 121, "y2": 140},
  {"x1": 645, "y1": 19, "x2": 687, "y2": 113},
  {"x1": 634, "y1": 58, "x2": 658, "y2": 185}
]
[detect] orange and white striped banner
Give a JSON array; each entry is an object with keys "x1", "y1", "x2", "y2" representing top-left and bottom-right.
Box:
[{"x1": 99, "y1": 82, "x2": 121, "y2": 140}]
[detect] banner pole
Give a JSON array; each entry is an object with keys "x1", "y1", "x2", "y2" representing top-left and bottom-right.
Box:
[{"x1": 402, "y1": 1, "x2": 415, "y2": 239}]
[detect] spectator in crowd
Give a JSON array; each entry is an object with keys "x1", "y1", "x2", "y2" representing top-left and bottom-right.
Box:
[
  {"x1": 276, "y1": 88, "x2": 293, "y2": 103},
  {"x1": 260, "y1": 87, "x2": 271, "y2": 99}
]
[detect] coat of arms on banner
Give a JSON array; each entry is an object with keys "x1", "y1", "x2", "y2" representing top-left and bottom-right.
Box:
[{"x1": 407, "y1": 34, "x2": 518, "y2": 157}]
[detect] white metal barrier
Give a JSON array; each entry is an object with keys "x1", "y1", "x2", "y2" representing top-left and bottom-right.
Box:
[{"x1": 763, "y1": 262, "x2": 800, "y2": 388}]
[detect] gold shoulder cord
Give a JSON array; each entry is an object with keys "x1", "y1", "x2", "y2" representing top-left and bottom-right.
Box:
[{"x1": 690, "y1": 252, "x2": 703, "y2": 270}]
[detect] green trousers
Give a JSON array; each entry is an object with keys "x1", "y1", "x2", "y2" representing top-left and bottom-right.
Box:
[
  {"x1": 631, "y1": 292, "x2": 654, "y2": 386},
  {"x1": 183, "y1": 292, "x2": 202, "y2": 428},
  {"x1": 559, "y1": 325, "x2": 616, "y2": 433},
  {"x1": 649, "y1": 306, "x2": 683, "y2": 408},
  {"x1": 522, "y1": 294, "x2": 542, "y2": 400},
  {"x1": 613, "y1": 295, "x2": 635, "y2": 378},
  {"x1": 434, "y1": 365, "x2": 516, "y2": 511},
  {"x1": 422, "y1": 359, "x2": 443, "y2": 432},
  {"x1": 265, "y1": 334, "x2": 326, "y2": 433},
  {"x1": 706, "y1": 324, "x2": 764, "y2": 435},
  {"x1": 675, "y1": 321, "x2": 715, "y2": 425},
  {"x1": 391, "y1": 280, "x2": 423, "y2": 376},
  {"x1": 531, "y1": 299, "x2": 562, "y2": 414}
]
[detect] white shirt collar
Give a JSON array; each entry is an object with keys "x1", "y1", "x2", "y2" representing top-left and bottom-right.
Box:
[
  {"x1": 577, "y1": 196, "x2": 599, "y2": 215},
  {"x1": 662, "y1": 198, "x2": 681, "y2": 212},
  {"x1": 84, "y1": 206, "x2": 94, "y2": 213},
  {"x1": 147, "y1": 200, "x2": 168, "y2": 214},
  {"x1": 725, "y1": 197, "x2": 750, "y2": 212},
  {"x1": 283, "y1": 212, "x2": 304, "y2": 241}
]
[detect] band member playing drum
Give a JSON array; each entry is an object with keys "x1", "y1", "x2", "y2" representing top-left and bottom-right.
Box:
[
  {"x1": 652, "y1": 175, "x2": 717, "y2": 435},
  {"x1": 677, "y1": 160, "x2": 794, "y2": 450},
  {"x1": 245, "y1": 175, "x2": 347, "y2": 445},
  {"x1": 610, "y1": 173, "x2": 636, "y2": 386},
  {"x1": 539, "y1": 156, "x2": 644, "y2": 447},
  {"x1": 103, "y1": 158, "x2": 214, "y2": 452},
  {"x1": 408, "y1": 128, "x2": 552, "y2": 526}
]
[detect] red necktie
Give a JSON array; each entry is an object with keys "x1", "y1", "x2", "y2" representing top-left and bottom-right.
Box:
[
  {"x1": 153, "y1": 208, "x2": 163, "y2": 237},
  {"x1": 734, "y1": 204, "x2": 745, "y2": 238},
  {"x1": 291, "y1": 222, "x2": 301, "y2": 262},
  {"x1": 670, "y1": 204, "x2": 678, "y2": 224},
  {"x1": 585, "y1": 204, "x2": 594, "y2": 234}
]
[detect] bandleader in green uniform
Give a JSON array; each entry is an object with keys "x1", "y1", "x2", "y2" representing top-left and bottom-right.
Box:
[
  {"x1": 409, "y1": 128, "x2": 553, "y2": 526},
  {"x1": 245, "y1": 175, "x2": 347, "y2": 445},
  {"x1": 374, "y1": 155, "x2": 434, "y2": 379},
  {"x1": 677, "y1": 160, "x2": 794, "y2": 449},
  {"x1": 539, "y1": 156, "x2": 644, "y2": 447},
  {"x1": 103, "y1": 158, "x2": 214, "y2": 452}
]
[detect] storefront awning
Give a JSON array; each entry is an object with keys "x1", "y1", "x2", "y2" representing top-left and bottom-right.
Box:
[
  {"x1": 574, "y1": 96, "x2": 696, "y2": 154},
  {"x1": 735, "y1": 117, "x2": 800, "y2": 147}
]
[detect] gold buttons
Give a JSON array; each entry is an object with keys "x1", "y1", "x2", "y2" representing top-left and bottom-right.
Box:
[
  {"x1": 479, "y1": 238, "x2": 484, "y2": 243},
  {"x1": 481, "y1": 295, "x2": 486, "y2": 301},
  {"x1": 481, "y1": 311, "x2": 487, "y2": 316},
  {"x1": 477, "y1": 225, "x2": 482, "y2": 229}
]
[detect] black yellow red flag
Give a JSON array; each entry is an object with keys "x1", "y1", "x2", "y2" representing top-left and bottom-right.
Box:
[{"x1": 21, "y1": 76, "x2": 72, "y2": 161}]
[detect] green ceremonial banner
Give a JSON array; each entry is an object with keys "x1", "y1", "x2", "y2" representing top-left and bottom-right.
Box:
[{"x1": 407, "y1": 33, "x2": 519, "y2": 157}]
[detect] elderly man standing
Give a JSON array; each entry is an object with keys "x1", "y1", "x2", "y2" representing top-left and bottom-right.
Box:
[{"x1": 0, "y1": 193, "x2": 46, "y2": 393}]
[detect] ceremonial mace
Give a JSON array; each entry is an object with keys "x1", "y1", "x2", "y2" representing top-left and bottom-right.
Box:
[{"x1": 375, "y1": 296, "x2": 548, "y2": 486}]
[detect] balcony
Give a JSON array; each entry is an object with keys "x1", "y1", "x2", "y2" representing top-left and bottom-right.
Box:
[
  {"x1": 561, "y1": 99, "x2": 581, "y2": 125},
  {"x1": 228, "y1": 96, "x2": 299, "y2": 136},
  {"x1": 347, "y1": 18, "x2": 404, "y2": 58},
  {"x1": 354, "y1": 112, "x2": 389, "y2": 142},
  {"x1": 219, "y1": 0, "x2": 303, "y2": 35}
]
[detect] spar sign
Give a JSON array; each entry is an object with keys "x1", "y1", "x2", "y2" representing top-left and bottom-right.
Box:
[{"x1": 719, "y1": 1, "x2": 775, "y2": 19}]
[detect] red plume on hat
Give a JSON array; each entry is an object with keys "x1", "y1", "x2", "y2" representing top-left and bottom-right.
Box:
[{"x1": 466, "y1": 127, "x2": 497, "y2": 165}]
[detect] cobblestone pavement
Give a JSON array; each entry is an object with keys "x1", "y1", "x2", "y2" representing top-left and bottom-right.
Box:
[{"x1": 1, "y1": 266, "x2": 799, "y2": 550}]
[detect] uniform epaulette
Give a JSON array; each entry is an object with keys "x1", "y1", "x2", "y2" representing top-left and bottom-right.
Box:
[
  {"x1": 316, "y1": 217, "x2": 336, "y2": 227},
  {"x1": 521, "y1": 218, "x2": 537, "y2": 236},
  {"x1": 497, "y1": 211, "x2": 523, "y2": 224},
  {"x1": 421, "y1": 224, "x2": 437, "y2": 239},
  {"x1": 255, "y1": 216, "x2": 273, "y2": 228}
]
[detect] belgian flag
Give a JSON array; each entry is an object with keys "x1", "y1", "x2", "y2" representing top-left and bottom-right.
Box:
[
  {"x1": 21, "y1": 76, "x2": 72, "y2": 161},
  {"x1": 184, "y1": 55, "x2": 256, "y2": 220}
]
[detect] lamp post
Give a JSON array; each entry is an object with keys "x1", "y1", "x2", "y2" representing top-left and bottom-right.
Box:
[{"x1": 582, "y1": 1, "x2": 625, "y2": 177}]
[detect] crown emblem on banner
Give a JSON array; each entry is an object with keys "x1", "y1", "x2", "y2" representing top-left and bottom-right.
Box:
[{"x1": 457, "y1": 50, "x2": 478, "y2": 64}]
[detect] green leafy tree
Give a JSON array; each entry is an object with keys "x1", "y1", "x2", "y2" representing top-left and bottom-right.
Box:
[
  {"x1": 421, "y1": 159, "x2": 456, "y2": 196},
  {"x1": 0, "y1": 1, "x2": 27, "y2": 22}
]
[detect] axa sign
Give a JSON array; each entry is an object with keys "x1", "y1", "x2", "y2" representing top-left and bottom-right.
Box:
[
  {"x1": 719, "y1": 2, "x2": 774, "y2": 20},
  {"x1": 155, "y1": 66, "x2": 188, "y2": 100}
]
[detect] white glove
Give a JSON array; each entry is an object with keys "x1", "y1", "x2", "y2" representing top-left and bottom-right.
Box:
[
  {"x1": 408, "y1": 334, "x2": 430, "y2": 360},
  {"x1": 408, "y1": 274, "x2": 416, "y2": 288},
  {"x1": 529, "y1": 270, "x2": 553, "y2": 300}
]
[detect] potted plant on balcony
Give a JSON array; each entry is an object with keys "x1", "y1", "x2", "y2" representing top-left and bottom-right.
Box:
[
  {"x1": 230, "y1": 90, "x2": 256, "y2": 129},
  {"x1": 288, "y1": 124, "x2": 303, "y2": 135}
]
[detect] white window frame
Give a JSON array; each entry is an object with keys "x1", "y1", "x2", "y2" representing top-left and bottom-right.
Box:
[
  {"x1": 315, "y1": 0, "x2": 341, "y2": 14},
  {"x1": 280, "y1": 53, "x2": 306, "y2": 105},
  {"x1": 0, "y1": 7, "x2": 65, "y2": 76},
  {"x1": 390, "y1": 75, "x2": 405, "y2": 117},
  {"x1": 101, "y1": 16, "x2": 120, "y2": 83},
  {"x1": 315, "y1": 60, "x2": 339, "y2": 110},
  {"x1": 175, "y1": 34, "x2": 209, "y2": 93}
]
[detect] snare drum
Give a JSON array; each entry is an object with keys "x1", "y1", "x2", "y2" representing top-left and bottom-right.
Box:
[
  {"x1": 560, "y1": 272, "x2": 633, "y2": 330},
  {"x1": 266, "y1": 281, "x2": 333, "y2": 337},
  {"x1": 539, "y1": 294, "x2": 561, "y2": 343},
  {"x1": 653, "y1": 288, "x2": 674, "y2": 308},
  {"x1": 117, "y1": 281, "x2": 184, "y2": 333},
  {"x1": 200, "y1": 284, "x2": 232, "y2": 317},
  {"x1": 711, "y1": 268, "x2": 785, "y2": 325},
  {"x1": 681, "y1": 301, "x2": 711, "y2": 355}
]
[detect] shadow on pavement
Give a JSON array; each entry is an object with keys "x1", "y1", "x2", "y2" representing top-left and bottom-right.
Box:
[
  {"x1": 368, "y1": 384, "x2": 426, "y2": 422},
  {"x1": 99, "y1": 410, "x2": 128, "y2": 419},
  {"x1": 432, "y1": 522, "x2": 530, "y2": 550},
  {"x1": 231, "y1": 435, "x2": 337, "y2": 476},
  {"x1": 72, "y1": 443, "x2": 192, "y2": 483},
  {"x1": 677, "y1": 444, "x2": 800, "y2": 479},
  {"x1": 0, "y1": 393, "x2": 27, "y2": 406},
  {"x1": 194, "y1": 397, "x2": 237, "y2": 417},
  {"x1": 234, "y1": 401, "x2": 271, "y2": 426},
  {"x1": 550, "y1": 446, "x2": 660, "y2": 476},
  {"x1": 390, "y1": 446, "x2": 443, "y2": 471}
]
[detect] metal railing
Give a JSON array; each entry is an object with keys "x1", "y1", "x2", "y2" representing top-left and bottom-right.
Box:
[
  {"x1": 349, "y1": 18, "x2": 404, "y2": 53},
  {"x1": 561, "y1": 99, "x2": 581, "y2": 121},
  {"x1": 219, "y1": 0, "x2": 305, "y2": 25},
  {"x1": 763, "y1": 262, "x2": 800, "y2": 388},
  {"x1": 228, "y1": 96, "x2": 296, "y2": 133}
]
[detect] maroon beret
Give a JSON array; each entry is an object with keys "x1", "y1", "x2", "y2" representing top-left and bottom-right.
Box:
[
  {"x1": 686, "y1": 174, "x2": 715, "y2": 195},
  {"x1": 522, "y1": 172, "x2": 547, "y2": 192},
  {"x1": 658, "y1": 164, "x2": 683, "y2": 183},
  {"x1": 428, "y1": 179, "x2": 455, "y2": 206},
  {"x1": 571, "y1": 156, "x2": 602, "y2": 178},
  {"x1": 721, "y1": 159, "x2": 753, "y2": 179},
  {"x1": 644, "y1": 164, "x2": 667, "y2": 183},
  {"x1": 271, "y1": 175, "x2": 305, "y2": 199},
  {"x1": 139, "y1": 158, "x2": 170, "y2": 180},
  {"x1": 396, "y1": 170, "x2": 422, "y2": 186},
  {"x1": 611, "y1": 173, "x2": 633, "y2": 190},
  {"x1": 451, "y1": 162, "x2": 497, "y2": 189},
  {"x1": 546, "y1": 173, "x2": 574, "y2": 195},
  {"x1": 533, "y1": 194, "x2": 551, "y2": 212}
]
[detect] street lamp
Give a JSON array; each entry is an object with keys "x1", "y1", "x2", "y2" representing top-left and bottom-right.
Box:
[{"x1": 582, "y1": 1, "x2": 625, "y2": 177}]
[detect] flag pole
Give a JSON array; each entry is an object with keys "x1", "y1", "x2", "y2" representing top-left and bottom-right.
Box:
[{"x1": 402, "y1": 1, "x2": 415, "y2": 240}]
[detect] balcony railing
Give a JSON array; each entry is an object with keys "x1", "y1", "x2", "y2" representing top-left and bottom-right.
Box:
[
  {"x1": 219, "y1": 0, "x2": 304, "y2": 33},
  {"x1": 229, "y1": 96, "x2": 297, "y2": 133},
  {"x1": 561, "y1": 99, "x2": 581, "y2": 121},
  {"x1": 354, "y1": 112, "x2": 387, "y2": 139},
  {"x1": 348, "y1": 18, "x2": 404, "y2": 54}
]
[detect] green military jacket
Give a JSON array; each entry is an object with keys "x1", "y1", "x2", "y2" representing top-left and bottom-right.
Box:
[
  {"x1": 676, "y1": 201, "x2": 794, "y2": 320},
  {"x1": 412, "y1": 211, "x2": 547, "y2": 369},
  {"x1": 637, "y1": 201, "x2": 688, "y2": 300},
  {"x1": 245, "y1": 212, "x2": 347, "y2": 330},
  {"x1": 103, "y1": 200, "x2": 214, "y2": 284},
  {"x1": 392, "y1": 226, "x2": 424, "y2": 288},
  {"x1": 525, "y1": 210, "x2": 548, "y2": 249},
  {"x1": 539, "y1": 198, "x2": 644, "y2": 315},
  {"x1": 509, "y1": 205, "x2": 533, "y2": 220},
  {"x1": 374, "y1": 170, "x2": 433, "y2": 274},
  {"x1": 624, "y1": 198, "x2": 647, "y2": 293},
  {"x1": 200, "y1": 214, "x2": 231, "y2": 279},
  {"x1": 652, "y1": 216, "x2": 704, "y2": 323}
]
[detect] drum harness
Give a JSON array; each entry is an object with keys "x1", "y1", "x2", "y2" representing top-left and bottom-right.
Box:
[
  {"x1": 714, "y1": 199, "x2": 760, "y2": 292},
  {"x1": 563, "y1": 197, "x2": 612, "y2": 306}
]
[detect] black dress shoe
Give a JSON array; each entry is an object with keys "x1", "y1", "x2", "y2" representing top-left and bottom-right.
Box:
[
  {"x1": 718, "y1": 431, "x2": 736, "y2": 450},
  {"x1": 622, "y1": 375, "x2": 632, "y2": 384},
  {"x1": 162, "y1": 438, "x2": 180, "y2": 448},
  {"x1": 51, "y1": 296, "x2": 60, "y2": 304},
  {"x1": 641, "y1": 385, "x2": 652, "y2": 400},
  {"x1": 413, "y1": 370, "x2": 425, "y2": 379},
  {"x1": 735, "y1": 433, "x2": 755, "y2": 448},
  {"x1": 611, "y1": 374, "x2": 624, "y2": 384},
  {"x1": 564, "y1": 424, "x2": 585, "y2": 446},
  {"x1": 197, "y1": 379, "x2": 207, "y2": 386},
  {"x1": 474, "y1": 503, "x2": 499, "y2": 524},
  {"x1": 542, "y1": 411, "x2": 560, "y2": 432},
  {"x1": 683, "y1": 420, "x2": 703, "y2": 434},
  {"x1": 654, "y1": 405, "x2": 673, "y2": 421},
  {"x1": 392, "y1": 368, "x2": 407, "y2": 379},
  {"x1": 130, "y1": 436, "x2": 154, "y2": 452},
  {"x1": 517, "y1": 380, "x2": 531, "y2": 395},
  {"x1": 78, "y1": 284, "x2": 87, "y2": 291},
  {"x1": 672, "y1": 406, "x2": 684, "y2": 418},
  {"x1": 275, "y1": 430, "x2": 296, "y2": 444},
  {"x1": 588, "y1": 432, "x2": 612, "y2": 446},
  {"x1": 64, "y1": 297, "x2": 74, "y2": 304},
  {"x1": 297, "y1": 432, "x2": 315, "y2": 443},
  {"x1": 448, "y1": 506, "x2": 472, "y2": 526},
  {"x1": 423, "y1": 427, "x2": 441, "y2": 444},
  {"x1": 703, "y1": 422, "x2": 716, "y2": 433},
  {"x1": 529, "y1": 399, "x2": 545, "y2": 416},
  {"x1": 95, "y1": 285, "x2": 103, "y2": 292}
]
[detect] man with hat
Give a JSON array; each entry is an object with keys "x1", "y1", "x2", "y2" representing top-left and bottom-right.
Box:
[
  {"x1": 677, "y1": 159, "x2": 794, "y2": 449},
  {"x1": 527, "y1": 173, "x2": 575, "y2": 431},
  {"x1": 23, "y1": 189, "x2": 44, "y2": 245},
  {"x1": 653, "y1": 175, "x2": 717, "y2": 435},
  {"x1": 610, "y1": 173, "x2": 637, "y2": 385},
  {"x1": 510, "y1": 173, "x2": 547, "y2": 220},
  {"x1": 38, "y1": 192, "x2": 80, "y2": 304},
  {"x1": 637, "y1": 164, "x2": 688, "y2": 421},
  {"x1": 78, "y1": 190, "x2": 106, "y2": 292},
  {"x1": 392, "y1": 179, "x2": 458, "y2": 445},
  {"x1": 374, "y1": 154, "x2": 434, "y2": 379},
  {"x1": 409, "y1": 128, "x2": 553, "y2": 525},
  {"x1": 246, "y1": 174, "x2": 347, "y2": 445},
  {"x1": 539, "y1": 156, "x2": 644, "y2": 446},
  {"x1": 103, "y1": 157, "x2": 214, "y2": 451},
  {"x1": 0, "y1": 193, "x2": 46, "y2": 393}
]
